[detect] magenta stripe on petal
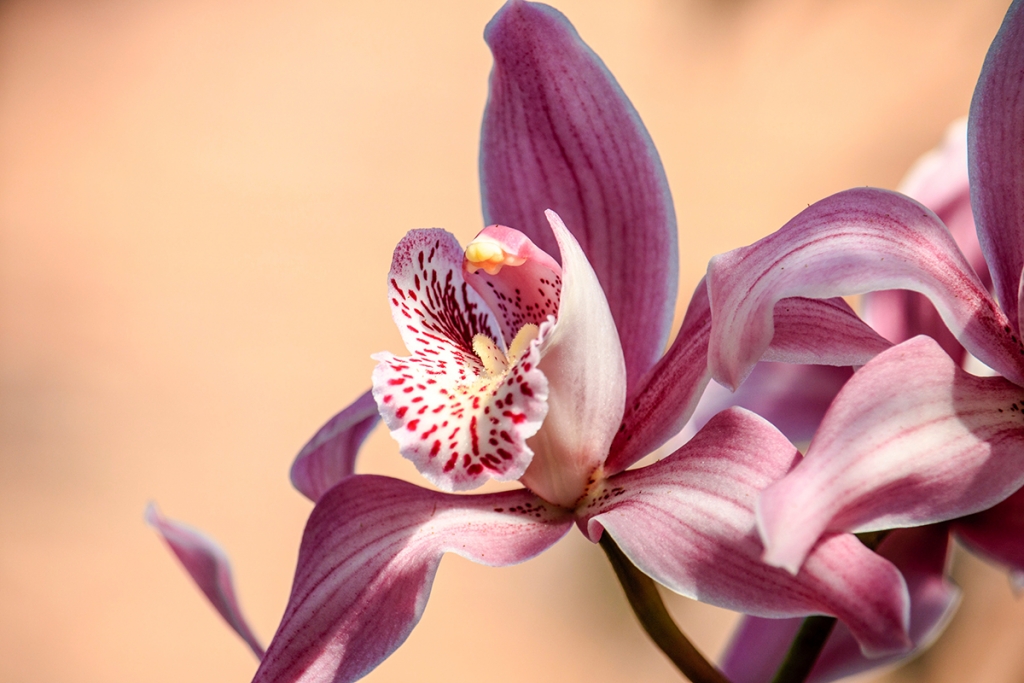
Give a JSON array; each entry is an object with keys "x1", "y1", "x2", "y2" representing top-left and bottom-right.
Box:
[
  {"x1": 706, "y1": 187, "x2": 1021, "y2": 390},
  {"x1": 969, "y1": 0, "x2": 1024, "y2": 333},
  {"x1": 582, "y1": 408, "x2": 911, "y2": 657},
  {"x1": 481, "y1": 0, "x2": 677, "y2": 392},
  {"x1": 290, "y1": 390, "x2": 379, "y2": 502},
  {"x1": 254, "y1": 476, "x2": 572, "y2": 683},
  {"x1": 766, "y1": 296, "x2": 892, "y2": 366},
  {"x1": 146, "y1": 505, "x2": 265, "y2": 659},
  {"x1": 758, "y1": 336, "x2": 1024, "y2": 573}
]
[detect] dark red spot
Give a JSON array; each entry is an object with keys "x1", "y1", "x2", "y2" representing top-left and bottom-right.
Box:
[{"x1": 396, "y1": 406, "x2": 408, "y2": 419}]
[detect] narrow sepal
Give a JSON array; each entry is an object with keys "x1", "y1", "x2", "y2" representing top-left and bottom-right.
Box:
[
  {"x1": 146, "y1": 505, "x2": 265, "y2": 659},
  {"x1": 253, "y1": 475, "x2": 573, "y2": 683},
  {"x1": 290, "y1": 390, "x2": 379, "y2": 502},
  {"x1": 758, "y1": 336, "x2": 1024, "y2": 573},
  {"x1": 580, "y1": 409, "x2": 911, "y2": 657},
  {"x1": 481, "y1": 0, "x2": 677, "y2": 391}
]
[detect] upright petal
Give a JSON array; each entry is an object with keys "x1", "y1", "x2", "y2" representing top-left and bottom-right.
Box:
[
  {"x1": 720, "y1": 526, "x2": 958, "y2": 683},
  {"x1": 146, "y1": 505, "x2": 265, "y2": 659},
  {"x1": 706, "y1": 188, "x2": 1021, "y2": 390},
  {"x1": 758, "y1": 336, "x2": 1024, "y2": 573},
  {"x1": 290, "y1": 390, "x2": 379, "y2": 502},
  {"x1": 579, "y1": 409, "x2": 911, "y2": 657},
  {"x1": 253, "y1": 475, "x2": 573, "y2": 683},
  {"x1": 372, "y1": 229, "x2": 549, "y2": 491},
  {"x1": 605, "y1": 279, "x2": 712, "y2": 475},
  {"x1": 519, "y1": 211, "x2": 626, "y2": 506},
  {"x1": 481, "y1": 0, "x2": 677, "y2": 390},
  {"x1": 969, "y1": 0, "x2": 1024, "y2": 332}
]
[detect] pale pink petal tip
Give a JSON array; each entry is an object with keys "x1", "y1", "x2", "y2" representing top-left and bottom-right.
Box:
[
  {"x1": 290, "y1": 389, "x2": 379, "y2": 502},
  {"x1": 146, "y1": 504, "x2": 265, "y2": 659}
]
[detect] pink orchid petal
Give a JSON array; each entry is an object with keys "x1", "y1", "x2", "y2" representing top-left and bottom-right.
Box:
[
  {"x1": 969, "y1": 0, "x2": 1024, "y2": 332},
  {"x1": 863, "y1": 119, "x2": 987, "y2": 365},
  {"x1": 721, "y1": 526, "x2": 958, "y2": 683},
  {"x1": 290, "y1": 390, "x2": 379, "y2": 502},
  {"x1": 955, "y1": 486, "x2": 1024, "y2": 573},
  {"x1": 705, "y1": 187, "x2": 1022, "y2": 390},
  {"x1": 462, "y1": 224, "x2": 562, "y2": 345},
  {"x1": 605, "y1": 279, "x2": 712, "y2": 475},
  {"x1": 253, "y1": 475, "x2": 573, "y2": 683},
  {"x1": 372, "y1": 229, "x2": 549, "y2": 491},
  {"x1": 766, "y1": 296, "x2": 892, "y2": 366},
  {"x1": 580, "y1": 408, "x2": 911, "y2": 657},
  {"x1": 758, "y1": 336, "x2": 1024, "y2": 573},
  {"x1": 684, "y1": 363, "x2": 853, "y2": 448},
  {"x1": 481, "y1": 0, "x2": 677, "y2": 392},
  {"x1": 519, "y1": 211, "x2": 626, "y2": 506},
  {"x1": 146, "y1": 504, "x2": 265, "y2": 659}
]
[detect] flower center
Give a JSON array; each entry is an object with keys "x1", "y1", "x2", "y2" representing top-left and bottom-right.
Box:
[
  {"x1": 464, "y1": 237, "x2": 527, "y2": 275},
  {"x1": 471, "y1": 324, "x2": 540, "y2": 378}
]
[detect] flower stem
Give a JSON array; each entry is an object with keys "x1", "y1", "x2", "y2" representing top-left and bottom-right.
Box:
[
  {"x1": 769, "y1": 615, "x2": 837, "y2": 683},
  {"x1": 769, "y1": 530, "x2": 891, "y2": 683},
  {"x1": 599, "y1": 534, "x2": 732, "y2": 683}
]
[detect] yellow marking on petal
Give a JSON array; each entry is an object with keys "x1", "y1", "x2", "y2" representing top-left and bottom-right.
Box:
[
  {"x1": 472, "y1": 334, "x2": 508, "y2": 376},
  {"x1": 464, "y1": 237, "x2": 526, "y2": 275},
  {"x1": 507, "y1": 323, "x2": 539, "y2": 365}
]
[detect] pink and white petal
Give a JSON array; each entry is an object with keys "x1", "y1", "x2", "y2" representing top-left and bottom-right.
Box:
[
  {"x1": 481, "y1": 0, "x2": 677, "y2": 391},
  {"x1": 955, "y1": 486, "x2": 1024, "y2": 574},
  {"x1": 146, "y1": 504, "x2": 265, "y2": 659},
  {"x1": 462, "y1": 224, "x2": 562, "y2": 344},
  {"x1": 766, "y1": 296, "x2": 892, "y2": 366},
  {"x1": 373, "y1": 229, "x2": 549, "y2": 491},
  {"x1": 605, "y1": 279, "x2": 712, "y2": 475},
  {"x1": 721, "y1": 526, "x2": 958, "y2": 683},
  {"x1": 862, "y1": 288, "x2": 968, "y2": 364},
  {"x1": 969, "y1": 0, "x2": 1024, "y2": 332},
  {"x1": 579, "y1": 408, "x2": 911, "y2": 657},
  {"x1": 758, "y1": 336, "x2": 1024, "y2": 574},
  {"x1": 683, "y1": 363, "x2": 853, "y2": 448},
  {"x1": 252, "y1": 475, "x2": 573, "y2": 683},
  {"x1": 520, "y1": 211, "x2": 626, "y2": 506},
  {"x1": 290, "y1": 390, "x2": 379, "y2": 502},
  {"x1": 705, "y1": 187, "x2": 1022, "y2": 390}
]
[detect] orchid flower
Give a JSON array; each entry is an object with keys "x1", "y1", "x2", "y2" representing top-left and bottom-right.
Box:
[
  {"x1": 152, "y1": 2, "x2": 918, "y2": 681},
  {"x1": 702, "y1": 119, "x2": 975, "y2": 681},
  {"x1": 705, "y1": 0, "x2": 1024, "y2": 602}
]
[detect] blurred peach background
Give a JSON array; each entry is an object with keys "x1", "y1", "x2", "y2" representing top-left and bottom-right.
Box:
[{"x1": 1, "y1": 0, "x2": 1020, "y2": 682}]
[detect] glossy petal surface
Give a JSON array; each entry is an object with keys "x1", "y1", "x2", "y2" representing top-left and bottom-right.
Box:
[
  {"x1": 969, "y1": 0, "x2": 1024, "y2": 331},
  {"x1": 147, "y1": 505, "x2": 265, "y2": 659},
  {"x1": 372, "y1": 229, "x2": 549, "y2": 491},
  {"x1": 481, "y1": 0, "x2": 677, "y2": 391},
  {"x1": 759, "y1": 336, "x2": 1024, "y2": 573},
  {"x1": 721, "y1": 526, "x2": 958, "y2": 683},
  {"x1": 706, "y1": 188, "x2": 1021, "y2": 390},
  {"x1": 580, "y1": 409, "x2": 911, "y2": 657},
  {"x1": 519, "y1": 211, "x2": 626, "y2": 506},
  {"x1": 290, "y1": 390, "x2": 379, "y2": 502},
  {"x1": 253, "y1": 475, "x2": 573, "y2": 683}
]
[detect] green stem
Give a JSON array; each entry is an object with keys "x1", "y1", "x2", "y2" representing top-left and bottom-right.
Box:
[
  {"x1": 770, "y1": 616, "x2": 837, "y2": 683},
  {"x1": 599, "y1": 534, "x2": 732, "y2": 683},
  {"x1": 769, "y1": 530, "x2": 892, "y2": 683}
]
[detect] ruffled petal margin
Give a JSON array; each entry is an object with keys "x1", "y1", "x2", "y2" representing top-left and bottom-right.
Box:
[
  {"x1": 253, "y1": 476, "x2": 573, "y2": 683},
  {"x1": 579, "y1": 408, "x2": 911, "y2": 657}
]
